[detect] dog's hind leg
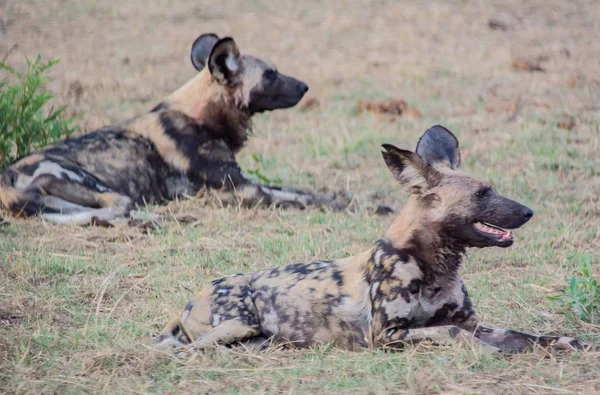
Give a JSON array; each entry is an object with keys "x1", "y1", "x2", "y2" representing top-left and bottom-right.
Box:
[
  {"x1": 37, "y1": 180, "x2": 189, "y2": 227},
  {"x1": 157, "y1": 318, "x2": 193, "y2": 348},
  {"x1": 472, "y1": 325, "x2": 600, "y2": 354},
  {"x1": 41, "y1": 196, "x2": 89, "y2": 214},
  {"x1": 42, "y1": 208, "x2": 130, "y2": 225},
  {"x1": 232, "y1": 335, "x2": 272, "y2": 351},
  {"x1": 191, "y1": 319, "x2": 260, "y2": 349},
  {"x1": 34, "y1": 175, "x2": 132, "y2": 211},
  {"x1": 30, "y1": 175, "x2": 133, "y2": 225},
  {"x1": 376, "y1": 325, "x2": 502, "y2": 354}
]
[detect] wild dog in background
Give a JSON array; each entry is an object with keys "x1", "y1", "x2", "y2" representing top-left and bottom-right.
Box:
[
  {"x1": 159, "y1": 125, "x2": 598, "y2": 354},
  {"x1": 0, "y1": 33, "x2": 346, "y2": 225}
]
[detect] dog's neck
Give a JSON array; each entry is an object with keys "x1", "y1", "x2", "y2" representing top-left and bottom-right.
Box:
[
  {"x1": 383, "y1": 196, "x2": 465, "y2": 285},
  {"x1": 161, "y1": 70, "x2": 252, "y2": 152}
]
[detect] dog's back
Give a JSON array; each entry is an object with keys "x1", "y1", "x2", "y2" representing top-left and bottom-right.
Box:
[{"x1": 160, "y1": 253, "x2": 375, "y2": 350}]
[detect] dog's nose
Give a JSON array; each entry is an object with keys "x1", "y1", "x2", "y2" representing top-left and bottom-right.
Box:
[
  {"x1": 299, "y1": 82, "x2": 309, "y2": 93},
  {"x1": 522, "y1": 207, "x2": 534, "y2": 219}
]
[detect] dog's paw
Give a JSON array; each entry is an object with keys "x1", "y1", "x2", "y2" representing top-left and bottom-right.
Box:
[
  {"x1": 318, "y1": 192, "x2": 352, "y2": 212},
  {"x1": 330, "y1": 198, "x2": 351, "y2": 212},
  {"x1": 156, "y1": 334, "x2": 187, "y2": 349},
  {"x1": 274, "y1": 200, "x2": 306, "y2": 210}
]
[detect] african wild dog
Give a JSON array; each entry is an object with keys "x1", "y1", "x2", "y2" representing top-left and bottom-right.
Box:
[
  {"x1": 0, "y1": 33, "x2": 345, "y2": 225},
  {"x1": 158, "y1": 125, "x2": 598, "y2": 354}
]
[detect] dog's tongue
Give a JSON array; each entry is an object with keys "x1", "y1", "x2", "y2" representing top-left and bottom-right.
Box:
[{"x1": 474, "y1": 222, "x2": 513, "y2": 240}]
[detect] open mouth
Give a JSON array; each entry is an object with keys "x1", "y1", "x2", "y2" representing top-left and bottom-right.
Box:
[{"x1": 473, "y1": 221, "x2": 514, "y2": 242}]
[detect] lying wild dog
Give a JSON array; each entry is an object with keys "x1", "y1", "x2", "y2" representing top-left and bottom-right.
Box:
[
  {"x1": 0, "y1": 33, "x2": 346, "y2": 225},
  {"x1": 158, "y1": 125, "x2": 598, "y2": 354}
]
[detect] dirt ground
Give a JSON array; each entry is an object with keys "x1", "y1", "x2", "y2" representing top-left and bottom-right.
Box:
[{"x1": 1, "y1": 0, "x2": 600, "y2": 393}]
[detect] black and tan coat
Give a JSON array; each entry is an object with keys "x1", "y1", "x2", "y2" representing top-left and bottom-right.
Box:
[
  {"x1": 0, "y1": 34, "x2": 345, "y2": 225},
  {"x1": 159, "y1": 125, "x2": 598, "y2": 354}
]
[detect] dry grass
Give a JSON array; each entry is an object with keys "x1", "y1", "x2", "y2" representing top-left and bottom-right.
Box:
[{"x1": 1, "y1": 0, "x2": 600, "y2": 393}]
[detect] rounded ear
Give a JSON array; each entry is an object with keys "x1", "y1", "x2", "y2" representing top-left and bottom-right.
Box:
[
  {"x1": 208, "y1": 37, "x2": 242, "y2": 85},
  {"x1": 382, "y1": 144, "x2": 437, "y2": 194},
  {"x1": 190, "y1": 33, "x2": 220, "y2": 71},
  {"x1": 415, "y1": 125, "x2": 461, "y2": 169}
]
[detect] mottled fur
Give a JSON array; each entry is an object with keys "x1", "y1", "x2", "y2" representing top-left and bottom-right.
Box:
[
  {"x1": 0, "y1": 33, "x2": 344, "y2": 225},
  {"x1": 159, "y1": 125, "x2": 598, "y2": 354}
]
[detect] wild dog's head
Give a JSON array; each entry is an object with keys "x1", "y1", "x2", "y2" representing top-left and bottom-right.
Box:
[
  {"x1": 189, "y1": 33, "x2": 308, "y2": 115},
  {"x1": 382, "y1": 125, "x2": 533, "y2": 249}
]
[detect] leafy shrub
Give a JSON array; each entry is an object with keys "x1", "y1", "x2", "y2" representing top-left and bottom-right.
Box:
[
  {"x1": 549, "y1": 253, "x2": 600, "y2": 324},
  {"x1": 0, "y1": 56, "x2": 75, "y2": 170}
]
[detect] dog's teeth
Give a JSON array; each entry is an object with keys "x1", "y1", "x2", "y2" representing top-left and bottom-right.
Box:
[{"x1": 476, "y1": 222, "x2": 513, "y2": 239}]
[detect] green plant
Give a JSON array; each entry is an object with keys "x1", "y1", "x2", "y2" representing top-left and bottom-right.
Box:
[
  {"x1": 549, "y1": 253, "x2": 600, "y2": 324},
  {"x1": 0, "y1": 55, "x2": 76, "y2": 170},
  {"x1": 245, "y1": 153, "x2": 283, "y2": 186}
]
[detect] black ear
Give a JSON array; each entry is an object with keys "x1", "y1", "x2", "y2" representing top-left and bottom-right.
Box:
[
  {"x1": 382, "y1": 144, "x2": 433, "y2": 194},
  {"x1": 415, "y1": 125, "x2": 461, "y2": 169},
  {"x1": 208, "y1": 37, "x2": 242, "y2": 85},
  {"x1": 190, "y1": 33, "x2": 220, "y2": 71}
]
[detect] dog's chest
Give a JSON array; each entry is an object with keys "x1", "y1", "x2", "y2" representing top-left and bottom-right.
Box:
[{"x1": 411, "y1": 279, "x2": 466, "y2": 326}]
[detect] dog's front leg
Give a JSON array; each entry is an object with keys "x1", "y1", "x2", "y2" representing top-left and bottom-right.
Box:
[
  {"x1": 190, "y1": 140, "x2": 349, "y2": 211},
  {"x1": 470, "y1": 324, "x2": 600, "y2": 353},
  {"x1": 375, "y1": 325, "x2": 501, "y2": 353},
  {"x1": 457, "y1": 315, "x2": 599, "y2": 353},
  {"x1": 251, "y1": 184, "x2": 349, "y2": 211}
]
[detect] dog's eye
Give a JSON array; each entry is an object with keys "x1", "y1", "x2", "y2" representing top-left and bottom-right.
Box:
[
  {"x1": 264, "y1": 69, "x2": 277, "y2": 81},
  {"x1": 475, "y1": 187, "x2": 491, "y2": 198}
]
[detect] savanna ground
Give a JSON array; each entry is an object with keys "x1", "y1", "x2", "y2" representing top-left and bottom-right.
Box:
[{"x1": 1, "y1": 0, "x2": 600, "y2": 393}]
